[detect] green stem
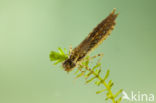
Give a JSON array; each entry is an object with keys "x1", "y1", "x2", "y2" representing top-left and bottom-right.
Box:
[{"x1": 87, "y1": 68, "x2": 116, "y2": 103}]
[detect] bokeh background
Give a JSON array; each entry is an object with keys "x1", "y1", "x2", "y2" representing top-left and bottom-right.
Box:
[{"x1": 0, "y1": 0, "x2": 156, "y2": 103}]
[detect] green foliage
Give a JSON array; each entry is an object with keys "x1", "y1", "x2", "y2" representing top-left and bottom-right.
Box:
[
  {"x1": 96, "y1": 89, "x2": 106, "y2": 94},
  {"x1": 49, "y1": 48, "x2": 68, "y2": 65},
  {"x1": 49, "y1": 47, "x2": 123, "y2": 103}
]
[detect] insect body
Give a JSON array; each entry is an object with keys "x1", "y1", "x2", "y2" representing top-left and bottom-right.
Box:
[{"x1": 63, "y1": 9, "x2": 118, "y2": 72}]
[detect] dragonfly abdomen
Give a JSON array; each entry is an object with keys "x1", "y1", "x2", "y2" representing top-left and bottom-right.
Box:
[{"x1": 63, "y1": 9, "x2": 118, "y2": 72}]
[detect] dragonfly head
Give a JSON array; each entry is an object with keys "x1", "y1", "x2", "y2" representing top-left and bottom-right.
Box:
[{"x1": 62, "y1": 59, "x2": 76, "y2": 72}]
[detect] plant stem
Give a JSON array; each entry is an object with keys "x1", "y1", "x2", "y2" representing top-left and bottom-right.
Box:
[{"x1": 86, "y1": 67, "x2": 116, "y2": 103}]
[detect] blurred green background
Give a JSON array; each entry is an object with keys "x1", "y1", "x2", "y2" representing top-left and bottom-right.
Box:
[{"x1": 0, "y1": 0, "x2": 156, "y2": 103}]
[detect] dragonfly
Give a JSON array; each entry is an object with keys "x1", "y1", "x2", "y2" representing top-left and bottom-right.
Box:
[{"x1": 63, "y1": 9, "x2": 119, "y2": 72}]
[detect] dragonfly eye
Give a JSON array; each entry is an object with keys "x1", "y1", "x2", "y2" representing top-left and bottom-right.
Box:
[{"x1": 62, "y1": 59, "x2": 76, "y2": 72}]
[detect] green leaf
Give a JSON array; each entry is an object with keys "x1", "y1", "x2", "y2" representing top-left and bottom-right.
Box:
[
  {"x1": 95, "y1": 68, "x2": 101, "y2": 75},
  {"x1": 74, "y1": 69, "x2": 80, "y2": 74},
  {"x1": 58, "y1": 47, "x2": 65, "y2": 55},
  {"x1": 108, "y1": 80, "x2": 114, "y2": 88},
  {"x1": 82, "y1": 56, "x2": 90, "y2": 67},
  {"x1": 54, "y1": 60, "x2": 62, "y2": 65},
  {"x1": 49, "y1": 48, "x2": 68, "y2": 65},
  {"x1": 76, "y1": 71, "x2": 85, "y2": 78},
  {"x1": 49, "y1": 51, "x2": 60, "y2": 61},
  {"x1": 116, "y1": 97, "x2": 122, "y2": 103},
  {"x1": 96, "y1": 89, "x2": 106, "y2": 94},
  {"x1": 103, "y1": 69, "x2": 110, "y2": 81},
  {"x1": 106, "y1": 92, "x2": 114, "y2": 100},
  {"x1": 85, "y1": 71, "x2": 92, "y2": 78},
  {"x1": 94, "y1": 80, "x2": 101, "y2": 86},
  {"x1": 86, "y1": 76, "x2": 96, "y2": 84},
  {"x1": 114, "y1": 89, "x2": 123, "y2": 98},
  {"x1": 92, "y1": 63, "x2": 101, "y2": 71},
  {"x1": 105, "y1": 93, "x2": 110, "y2": 100}
]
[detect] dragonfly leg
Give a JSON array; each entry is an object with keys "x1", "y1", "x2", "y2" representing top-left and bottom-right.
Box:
[
  {"x1": 88, "y1": 53, "x2": 104, "y2": 61},
  {"x1": 69, "y1": 45, "x2": 73, "y2": 55}
]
